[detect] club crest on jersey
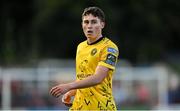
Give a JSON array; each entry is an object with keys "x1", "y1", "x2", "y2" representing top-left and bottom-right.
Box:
[
  {"x1": 107, "y1": 47, "x2": 118, "y2": 54},
  {"x1": 91, "y1": 48, "x2": 97, "y2": 56}
]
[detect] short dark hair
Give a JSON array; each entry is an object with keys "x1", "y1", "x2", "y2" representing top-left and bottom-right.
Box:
[{"x1": 82, "y1": 7, "x2": 105, "y2": 22}]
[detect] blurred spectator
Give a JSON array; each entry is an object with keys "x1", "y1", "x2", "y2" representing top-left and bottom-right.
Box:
[
  {"x1": 113, "y1": 80, "x2": 129, "y2": 109},
  {"x1": 10, "y1": 80, "x2": 69, "y2": 110},
  {"x1": 26, "y1": 88, "x2": 47, "y2": 110},
  {"x1": 132, "y1": 80, "x2": 151, "y2": 108},
  {"x1": 168, "y1": 74, "x2": 180, "y2": 104},
  {"x1": 11, "y1": 80, "x2": 27, "y2": 107}
]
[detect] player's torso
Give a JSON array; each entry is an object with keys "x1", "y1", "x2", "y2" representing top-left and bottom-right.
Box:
[
  {"x1": 72, "y1": 37, "x2": 117, "y2": 110},
  {"x1": 76, "y1": 43, "x2": 101, "y2": 80}
]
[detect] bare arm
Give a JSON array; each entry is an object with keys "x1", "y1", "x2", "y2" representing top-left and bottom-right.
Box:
[
  {"x1": 50, "y1": 65, "x2": 109, "y2": 97},
  {"x1": 69, "y1": 65, "x2": 109, "y2": 89}
]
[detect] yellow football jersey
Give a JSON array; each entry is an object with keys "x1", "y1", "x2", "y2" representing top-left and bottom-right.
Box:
[{"x1": 70, "y1": 37, "x2": 119, "y2": 111}]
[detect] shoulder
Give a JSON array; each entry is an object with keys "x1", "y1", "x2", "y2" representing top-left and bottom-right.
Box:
[
  {"x1": 77, "y1": 40, "x2": 87, "y2": 48},
  {"x1": 102, "y1": 37, "x2": 119, "y2": 51},
  {"x1": 98, "y1": 37, "x2": 119, "y2": 69},
  {"x1": 106, "y1": 37, "x2": 118, "y2": 46}
]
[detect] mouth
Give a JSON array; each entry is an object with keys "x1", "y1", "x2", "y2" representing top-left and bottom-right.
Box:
[{"x1": 87, "y1": 30, "x2": 93, "y2": 34}]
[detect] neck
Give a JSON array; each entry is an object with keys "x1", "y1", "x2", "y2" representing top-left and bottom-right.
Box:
[{"x1": 87, "y1": 35, "x2": 102, "y2": 44}]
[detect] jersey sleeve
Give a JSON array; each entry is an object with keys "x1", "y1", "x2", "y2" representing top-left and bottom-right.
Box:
[{"x1": 98, "y1": 45, "x2": 119, "y2": 70}]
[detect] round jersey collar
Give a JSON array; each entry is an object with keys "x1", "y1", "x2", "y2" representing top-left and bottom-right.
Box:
[{"x1": 87, "y1": 36, "x2": 105, "y2": 45}]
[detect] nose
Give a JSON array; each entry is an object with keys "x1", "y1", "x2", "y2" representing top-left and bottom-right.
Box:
[{"x1": 87, "y1": 23, "x2": 92, "y2": 29}]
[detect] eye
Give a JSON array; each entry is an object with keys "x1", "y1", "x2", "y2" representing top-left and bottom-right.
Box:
[
  {"x1": 91, "y1": 20, "x2": 97, "y2": 24},
  {"x1": 84, "y1": 20, "x2": 89, "y2": 24}
]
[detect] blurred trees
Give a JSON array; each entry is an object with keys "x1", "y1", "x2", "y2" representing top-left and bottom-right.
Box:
[{"x1": 0, "y1": 0, "x2": 179, "y2": 66}]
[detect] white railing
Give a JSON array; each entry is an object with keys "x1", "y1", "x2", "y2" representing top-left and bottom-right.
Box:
[{"x1": 0, "y1": 66, "x2": 169, "y2": 110}]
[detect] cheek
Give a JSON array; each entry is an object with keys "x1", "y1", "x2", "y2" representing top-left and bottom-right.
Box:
[
  {"x1": 82, "y1": 25, "x2": 87, "y2": 31},
  {"x1": 94, "y1": 26, "x2": 101, "y2": 32}
]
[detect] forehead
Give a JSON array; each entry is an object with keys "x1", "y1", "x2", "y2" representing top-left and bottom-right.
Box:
[{"x1": 82, "y1": 14, "x2": 100, "y2": 21}]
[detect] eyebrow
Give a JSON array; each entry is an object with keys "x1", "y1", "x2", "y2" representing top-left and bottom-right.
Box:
[{"x1": 83, "y1": 19, "x2": 97, "y2": 22}]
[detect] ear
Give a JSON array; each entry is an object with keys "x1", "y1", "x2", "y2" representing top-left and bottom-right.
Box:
[{"x1": 101, "y1": 22, "x2": 105, "y2": 29}]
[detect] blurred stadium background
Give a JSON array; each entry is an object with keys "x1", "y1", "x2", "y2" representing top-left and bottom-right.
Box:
[{"x1": 0, "y1": 0, "x2": 179, "y2": 110}]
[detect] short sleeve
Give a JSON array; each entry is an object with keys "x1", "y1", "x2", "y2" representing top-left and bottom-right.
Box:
[{"x1": 98, "y1": 46, "x2": 119, "y2": 70}]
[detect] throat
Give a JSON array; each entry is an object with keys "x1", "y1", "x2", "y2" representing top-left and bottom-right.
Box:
[
  {"x1": 87, "y1": 38, "x2": 97, "y2": 44},
  {"x1": 87, "y1": 36, "x2": 104, "y2": 45}
]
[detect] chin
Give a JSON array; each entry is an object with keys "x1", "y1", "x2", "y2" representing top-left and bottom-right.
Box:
[{"x1": 86, "y1": 35, "x2": 93, "y2": 39}]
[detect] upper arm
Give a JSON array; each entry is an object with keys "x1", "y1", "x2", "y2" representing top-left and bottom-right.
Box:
[
  {"x1": 93, "y1": 44, "x2": 119, "y2": 83},
  {"x1": 94, "y1": 65, "x2": 109, "y2": 82},
  {"x1": 98, "y1": 45, "x2": 119, "y2": 70}
]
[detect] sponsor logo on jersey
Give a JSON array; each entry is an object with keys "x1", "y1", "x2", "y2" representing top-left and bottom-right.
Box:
[{"x1": 107, "y1": 47, "x2": 118, "y2": 54}]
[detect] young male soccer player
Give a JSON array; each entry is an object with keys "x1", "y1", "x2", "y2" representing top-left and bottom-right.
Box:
[{"x1": 50, "y1": 6, "x2": 119, "y2": 110}]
